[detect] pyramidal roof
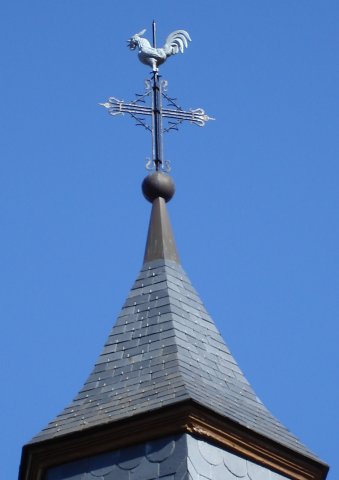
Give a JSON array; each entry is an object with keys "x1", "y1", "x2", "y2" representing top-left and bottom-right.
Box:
[{"x1": 29, "y1": 173, "x2": 318, "y2": 464}]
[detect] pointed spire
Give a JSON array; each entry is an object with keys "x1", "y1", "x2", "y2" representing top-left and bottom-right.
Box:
[
  {"x1": 20, "y1": 169, "x2": 328, "y2": 480},
  {"x1": 142, "y1": 172, "x2": 179, "y2": 264},
  {"x1": 19, "y1": 23, "x2": 329, "y2": 480}
]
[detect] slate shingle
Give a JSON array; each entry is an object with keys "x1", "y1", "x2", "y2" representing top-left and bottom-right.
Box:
[{"x1": 30, "y1": 258, "x2": 318, "y2": 462}]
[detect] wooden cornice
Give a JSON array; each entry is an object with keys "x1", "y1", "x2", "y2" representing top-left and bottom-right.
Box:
[{"x1": 19, "y1": 400, "x2": 329, "y2": 480}]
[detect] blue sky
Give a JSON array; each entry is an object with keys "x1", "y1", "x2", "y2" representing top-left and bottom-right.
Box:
[{"x1": 1, "y1": 1, "x2": 338, "y2": 478}]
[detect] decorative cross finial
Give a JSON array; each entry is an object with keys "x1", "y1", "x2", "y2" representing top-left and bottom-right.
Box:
[{"x1": 100, "y1": 22, "x2": 214, "y2": 172}]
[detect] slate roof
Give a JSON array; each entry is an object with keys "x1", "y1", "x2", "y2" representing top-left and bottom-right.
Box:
[{"x1": 30, "y1": 194, "x2": 318, "y2": 462}]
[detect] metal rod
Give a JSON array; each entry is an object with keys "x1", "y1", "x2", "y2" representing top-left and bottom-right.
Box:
[
  {"x1": 151, "y1": 21, "x2": 163, "y2": 171},
  {"x1": 152, "y1": 20, "x2": 157, "y2": 48},
  {"x1": 152, "y1": 71, "x2": 163, "y2": 170}
]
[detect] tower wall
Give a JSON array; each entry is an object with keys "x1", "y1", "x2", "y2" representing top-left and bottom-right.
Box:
[{"x1": 47, "y1": 433, "x2": 290, "y2": 480}]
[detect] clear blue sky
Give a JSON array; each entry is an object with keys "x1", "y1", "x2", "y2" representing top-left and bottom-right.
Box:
[{"x1": 1, "y1": 1, "x2": 338, "y2": 478}]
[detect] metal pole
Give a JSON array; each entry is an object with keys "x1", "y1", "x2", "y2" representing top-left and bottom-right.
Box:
[
  {"x1": 151, "y1": 21, "x2": 163, "y2": 171},
  {"x1": 152, "y1": 72, "x2": 163, "y2": 171},
  {"x1": 152, "y1": 20, "x2": 156, "y2": 48}
]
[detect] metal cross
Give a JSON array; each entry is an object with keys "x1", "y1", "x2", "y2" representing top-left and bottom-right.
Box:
[{"x1": 100, "y1": 22, "x2": 214, "y2": 172}]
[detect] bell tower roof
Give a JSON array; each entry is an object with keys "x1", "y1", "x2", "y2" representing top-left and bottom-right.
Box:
[
  {"x1": 19, "y1": 23, "x2": 328, "y2": 480},
  {"x1": 20, "y1": 172, "x2": 328, "y2": 480}
]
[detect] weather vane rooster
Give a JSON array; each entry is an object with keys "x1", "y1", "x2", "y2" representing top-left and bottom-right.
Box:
[
  {"x1": 101, "y1": 22, "x2": 213, "y2": 172},
  {"x1": 127, "y1": 28, "x2": 191, "y2": 71}
]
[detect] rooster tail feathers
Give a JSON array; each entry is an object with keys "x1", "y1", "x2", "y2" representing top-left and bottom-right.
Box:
[
  {"x1": 136, "y1": 29, "x2": 146, "y2": 37},
  {"x1": 164, "y1": 30, "x2": 191, "y2": 56}
]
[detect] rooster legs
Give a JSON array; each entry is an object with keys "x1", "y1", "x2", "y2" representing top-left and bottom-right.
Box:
[{"x1": 150, "y1": 58, "x2": 158, "y2": 72}]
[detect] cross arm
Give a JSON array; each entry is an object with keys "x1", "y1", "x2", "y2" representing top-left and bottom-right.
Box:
[
  {"x1": 162, "y1": 107, "x2": 215, "y2": 127},
  {"x1": 100, "y1": 97, "x2": 153, "y2": 117}
]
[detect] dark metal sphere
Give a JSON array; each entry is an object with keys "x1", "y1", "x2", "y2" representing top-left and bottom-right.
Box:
[{"x1": 142, "y1": 172, "x2": 175, "y2": 203}]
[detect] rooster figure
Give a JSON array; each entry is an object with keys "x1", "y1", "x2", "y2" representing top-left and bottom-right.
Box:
[{"x1": 127, "y1": 29, "x2": 191, "y2": 71}]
